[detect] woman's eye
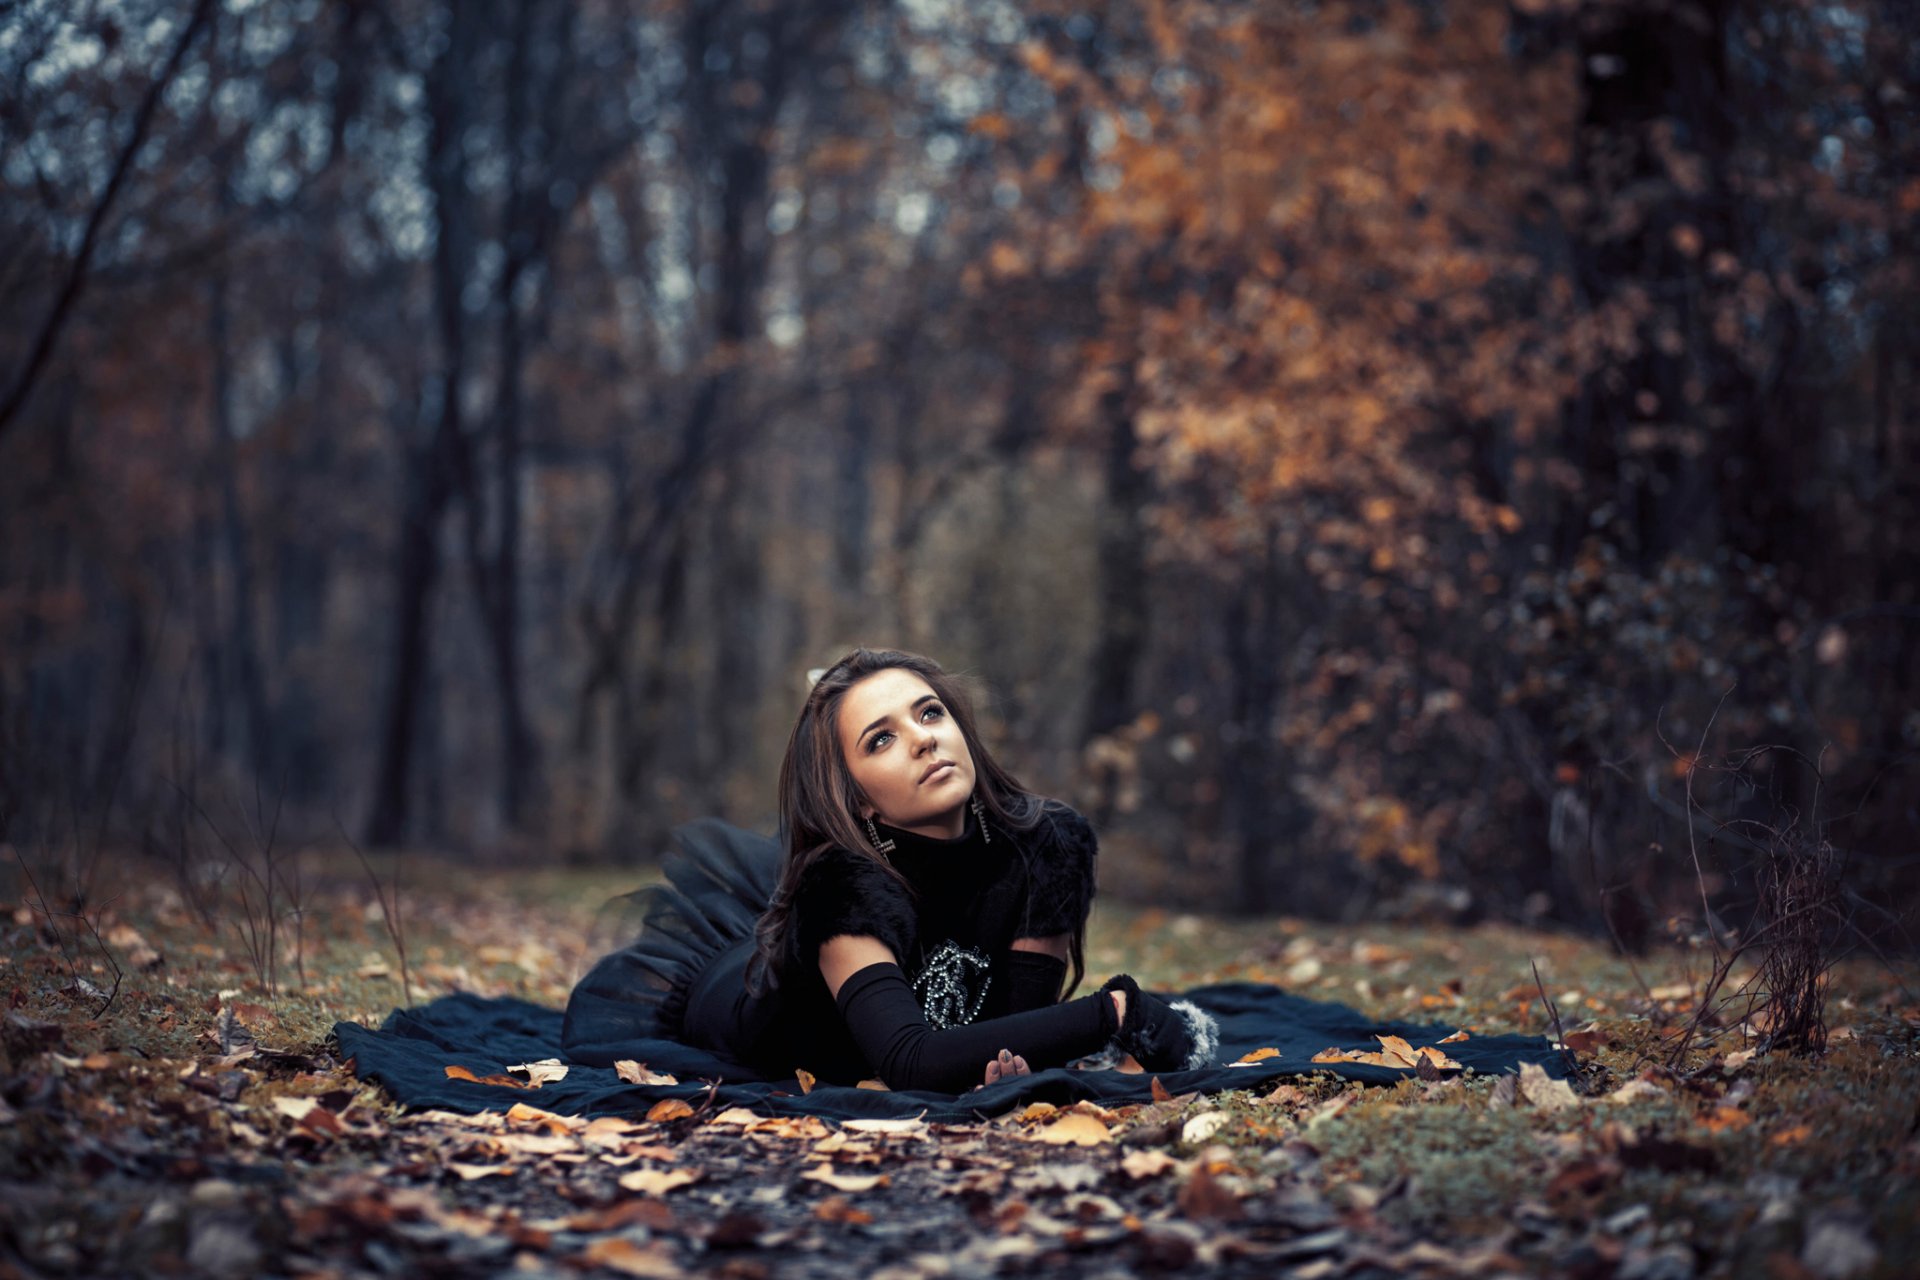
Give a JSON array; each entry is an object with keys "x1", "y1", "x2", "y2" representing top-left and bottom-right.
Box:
[
  {"x1": 922, "y1": 704, "x2": 945, "y2": 722},
  {"x1": 867, "y1": 731, "x2": 891, "y2": 752}
]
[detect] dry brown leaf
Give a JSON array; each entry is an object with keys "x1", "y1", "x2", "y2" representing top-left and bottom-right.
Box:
[
  {"x1": 1416, "y1": 1045, "x2": 1463, "y2": 1070},
  {"x1": 855, "y1": 1078, "x2": 890, "y2": 1090},
  {"x1": 1563, "y1": 1027, "x2": 1610, "y2": 1055},
  {"x1": 1181, "y1": 1111, "x2": 1230, "y2": 1145},
  {"x1": 1017, "y1": 1102, "x2": 1059, "y2": 1123},
  {"x1": 566, "y1": 1200, "x2": 677, "y2": 1234},
  {"x1": 814, "y1": 1195, "x2": 873, "y2": 1224},
  {"x1": 1176, "y1": 1165, "x2": 1243, "y2": 1221},
  {"x1": 614, "y1": 1060, "x2": 678, "y2": 1086},
  {"x1": 576, "y1": 1236, "x2": 687, "y2": 1278},
  {"x1": 1030, "y1": 1113, "x2": 1112, "y2": 1147},
  {"x1": 617, "y1": 1167, "x2": 703, "y2": 1195},
  {"x1": 800, "y1": 1163, "x2": 890, "y2": 1192},
  {"x1": 1150, "y1": 1076, "x2": 1172, "y2": 1103},
  {"x1": 444, "y1": 1064, "x2": 530, "y2": 1089},
  {"x1": 1603, "y1": 1078, "x2": 1667, "y2": 1104},
  {"x1": 1375, "y1": 1035, "x2": 1419, "y2": 1067},
  {"x1": 1232, "y1": 1046, "x2": 1281, "y2": 1065},
  {"x1": 646, "y1": 1098, "x2": 695, "y2": 1122},
  {"x1": 796, "y1": 1068, "x2": 817, "y2": 1095},
  {"x1": 1438, "y1": 1028, "x2": 1471, "y2": 1044}
]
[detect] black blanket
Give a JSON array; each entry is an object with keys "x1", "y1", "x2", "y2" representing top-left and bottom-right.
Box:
[{"x1": 335, "y1": 984, "x2": 1571, "y2": 1123}]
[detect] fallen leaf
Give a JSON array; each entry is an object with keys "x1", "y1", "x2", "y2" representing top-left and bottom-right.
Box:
[
  {"x1": 507, "y1": 1058, "x2": 570, "y2": 1086},
  {"x1": 1233, "y1": 1047, "x2": 1281, "y2": 1065},
  {"x1": 1563, "y1": 1027, "x2": 1610, "y2": 1055},
  {"x1": 842, "y1": 1114, "x2": 927, "y2": 1135},
  {"x1": 1438, "y1": 1028, "x2": 1471, "y2": 1044},
  {"x1": 1151, "y1": 1076, "x2": 1172, "y2": 1103},
  {"x1": 1518, "y1": 1062, "x2": 1580, "y2": 1111},
  {"x1": 855, "y1": 1078, "x2": 890, "y2": 1090},
  {"x1": 1176, "y1": 1165, "x2": 1242, "y2": 1221},
  {"x1": 1122, "y1": 1149, "x2": 1179, "y2": 1179},
  {"x1": 1603, "y1": 1078, "x2": 1667, "y2": 1105},
  {"x1": 1772, "y1": 1124, "x2": 1812, "y2": 1146},
  {"x1": 800, "y1": 1163, "x2": 890, "y2": 1192},
  {"x1": 708, "y1": 1107, "x2": 764, "y2": 1127},
  {"x1": 1374, "y1": 1035, "x2": 1418, "y2": 1067},
  {"x1": 796, "y1": 1068, "x2": 817, "y2": 1095},
  {"x1": 576, "y1": 1236, "x2": 687, "y2": 1278},
  {"x1": 1181, "y1": 1112, "x2": 1230, "y2": 1145},
  {"x1": 814, "y1": 1196, "x2": 873, "y2": 1224},
  {"x1": 447, "y1": 1162, "x2": 514, "y2": 1181},
  {"x1": 445, "y1": 1064, "x2": 530, "y2": 1090},
  {"x1": 646, "y1": 1099, "x2": 695, "y2": 1122},
  {"x1": 617, "y1": 1167, "x2": 703, "y2": 1195},
  {"x1": 566, "y1": 1200, "x2": 677, "y2": 1233},
  {"x1": 1702, "y1": 1105, "x2": 1750, "y2": 1133},
  {"x1": 1031, "y1": 1113, "x2": 1112, "y2": 1146},
  {"x1": 614, "y1": 1060, "x2": 678, "y2": 1086},
  {"x1": 1723, "y1": 1048, "x2": 1758, "y2": 1071},
  {"x1": 505, "y1": 1102, "x2": 579, "y2": 1134},
  {"x1": 1415, "y1": 1045, "x2": 1463, "y2": 1070}
]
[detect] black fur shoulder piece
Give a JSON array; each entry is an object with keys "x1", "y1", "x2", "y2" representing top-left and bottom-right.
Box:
[
  {"x1": 1020, "y1": 801, "x2": 1098, "y2": 938},
  {"x1": 791, "y1": 846, "x2": 918, "y2": 967}
]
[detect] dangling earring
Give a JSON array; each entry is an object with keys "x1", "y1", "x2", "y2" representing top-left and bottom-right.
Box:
[
  {"x1": 972, "y1": 793, "x2": 990, "y2": 843},
  {"x1": 865, "y1": 815, "x2": 895, "y2": 855}
]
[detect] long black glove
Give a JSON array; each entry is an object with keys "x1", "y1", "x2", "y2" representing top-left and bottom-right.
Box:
[
  {"x1": 835, "y1": 961, "x2": 1117, "y2": 1093},
  {"x1": 1100, "y1": 974, "x2": 1220, "y2": 1072}
]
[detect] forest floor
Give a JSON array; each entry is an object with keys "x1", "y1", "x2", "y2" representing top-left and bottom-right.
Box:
[{"x1": 1, "y1": 850, "x2": 1916, "y2": 1279}]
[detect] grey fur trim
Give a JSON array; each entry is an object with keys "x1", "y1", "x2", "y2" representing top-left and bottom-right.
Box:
[{"x1": 1168, "y1": 999, "x2": 1220, "y2": 1071}]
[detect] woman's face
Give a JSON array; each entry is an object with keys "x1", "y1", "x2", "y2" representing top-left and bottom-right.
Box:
[{"x1": 835, "y1": 667, "x2": 978, "y2": 840}]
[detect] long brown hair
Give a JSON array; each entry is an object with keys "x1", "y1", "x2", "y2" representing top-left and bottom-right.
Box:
[{"x1": 747, "y1": 648, "x2": 1086, "y2": 996}]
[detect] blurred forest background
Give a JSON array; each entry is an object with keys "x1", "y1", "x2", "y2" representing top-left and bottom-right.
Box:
[{"x1": 1, "y1": 0, "x2": 1915, "y2": 941}]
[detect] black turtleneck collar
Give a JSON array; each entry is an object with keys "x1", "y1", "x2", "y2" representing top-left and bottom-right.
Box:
[{"x1": 872, "y1": 805, "x2": 1004, "y2": 883}]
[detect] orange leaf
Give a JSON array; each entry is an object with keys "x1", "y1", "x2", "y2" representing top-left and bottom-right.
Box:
[
  {"x1": 444, "y1": 1064, "x2": 530, "y2": 1089},
  {"x1": 646, "y1": 1098, "x2": 695, "y2": 1122},
  {"x1": 1234, "y1": 1047, "x2": 1281, "y2": 1065},
  {"x1": 1151, "y1": 1076, "x2": 1172, "y2": 1103},
  {"x1": 796, "y1": 1069, "x2": 816, "y2": 1095}
]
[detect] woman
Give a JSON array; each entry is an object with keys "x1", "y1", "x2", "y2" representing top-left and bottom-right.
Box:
[{"x1": 563, "y1": 648, "x2": 1217, "y2": 1093}]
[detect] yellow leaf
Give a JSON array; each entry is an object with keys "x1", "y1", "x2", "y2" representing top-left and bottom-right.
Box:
[
  {"x1": 800, "y1": 1163, "x2": 890, "y2": 1193},
  {"x1": 708, "y1": 1107, "x2": 763, "y2": 1127},
  {"x1": 1031, "y1": 1113, "x2": 1112, "y2": 1146},
  {"x1": 796, "y1": 1068, "x2": 817, "y2": 1095},
  {"x1": 616, "y1": 1167, "x2": 702, "y2": 1195},
  {"x1": 855, "y1": 1078, "x2": 890, "y2": 1091},
  {"x1": 646, "y1": 1099, "x2": 694, "y2": 1122}
]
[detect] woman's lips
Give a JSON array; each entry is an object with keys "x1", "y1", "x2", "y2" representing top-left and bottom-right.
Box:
[{"x1": 920, "y1": 761, "x2": 956, "y2": 785}]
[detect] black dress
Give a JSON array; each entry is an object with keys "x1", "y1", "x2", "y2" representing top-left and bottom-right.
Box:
[{"x1": 561, "y1": 802, "x2": 1110, "y2": 1091}]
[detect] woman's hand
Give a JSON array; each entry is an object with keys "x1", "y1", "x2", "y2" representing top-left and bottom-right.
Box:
[{"x1": 979, "y1": 1048, "x2": 1030, "y2": 1088}]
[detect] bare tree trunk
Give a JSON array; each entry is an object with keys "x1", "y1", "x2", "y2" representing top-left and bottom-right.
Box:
[
  {"x1": 366, "y1": 1, "x2": 474, "y2": 846},
  {"x1": 208, "y1": 247, "x2": 272, "y2": 779}
]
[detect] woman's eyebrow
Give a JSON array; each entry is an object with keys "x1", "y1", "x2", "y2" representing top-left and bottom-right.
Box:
[{"x1": 857, "y1": 695, "x2": 938, "y2": 743}]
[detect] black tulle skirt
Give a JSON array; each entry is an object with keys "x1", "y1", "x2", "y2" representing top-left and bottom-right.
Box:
[{"x1": 561, "y1": 819, "x2": 784, "y2": 1063}]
